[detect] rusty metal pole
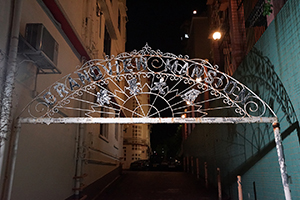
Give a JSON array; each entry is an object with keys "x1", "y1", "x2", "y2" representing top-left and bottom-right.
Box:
[
  {"x1": 237, "y1": 175, "x2": 243, "y2": 200},
  {"x1": 273, "y1": 122, "x2": 292, "y2": 200}
]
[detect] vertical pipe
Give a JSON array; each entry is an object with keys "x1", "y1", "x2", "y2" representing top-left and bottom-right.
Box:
[
  {"x1": 74, "y1": 123, "x2": 84, "y2": 197},
  {"x1": 253, "y1": 181, "x2": 257, "y2": 200},
  {"x1": 196, "y1": 158, "x2": 199, "y2": 179},
  {"x1": 237, "y1": 175, "x2": 243, "y2": 200},
  {"x1": 187, "y1": 156, "x2": 189, "y2": 173},
  {"x1": 2, "y1": 118, "x2": 21, "y2": 200},
  {"x1": 73, "y1": 95, "x2": 86, "y2": 197},
  {"x1": 204, "y1": 162, "x2": 208, "y2": 189},
  {"x1": 273, "y1": 122, "x2": 292, "y2": 200},
  {"x1": 191, "y1": 156, "x2": 194, "y2": 174},
  {"x1": 0, "y1": 0, "x2": 23, "y2": 198},
  {"x1": 217, "y1": 168, "x2": 222, "y2": 200}
]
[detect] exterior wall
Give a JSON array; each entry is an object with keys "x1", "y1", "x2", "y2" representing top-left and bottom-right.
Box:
[
  {"x1": 207, "y1": 0, "x2": 246, "y2": 75},
  {"x1": 186, "y1": 17, "x2": 211, "y2": 60},
  {"x1": 183, "y1": 0, "x2": 300, "y2": 199},
  {"x1": 123, "y1": 123, "x2": 151, "y2": 169},
  {"x1": 0, "y1": 0, "x2": 127, "y2": 199}
]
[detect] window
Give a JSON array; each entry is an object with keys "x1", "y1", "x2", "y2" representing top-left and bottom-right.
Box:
[
  {"x1": 104, "y1": 25, "x2": 111, "y2": 56},
  {"x1": 118, "y1": 10, "x2": 121, "y2": 33}
]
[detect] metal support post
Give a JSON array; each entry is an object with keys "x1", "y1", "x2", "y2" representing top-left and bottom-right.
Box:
[
  {"x1": 217, "y1": 168, "x2": 222, "y2": 200},
  {"x1": 237, "y1": 175, "x2": 243, "y2": 200},
  {"x1": 273, "y1": 122, "x2": 292, "y2": 200}
]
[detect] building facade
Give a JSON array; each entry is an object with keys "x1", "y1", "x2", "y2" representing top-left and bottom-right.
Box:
[
  {"x1": 0, "y1": 0, "x2": 127, "y2": 199},
  {"x1": 122, "y1": 76, "x2": 151, "y2": 169}
]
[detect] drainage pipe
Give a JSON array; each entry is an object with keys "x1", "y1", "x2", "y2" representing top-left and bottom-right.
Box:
[
  {"x1": 74, "y1": 122, "x2": 84, "y2": 197},
  {"x1": 217, "y1": 168, "x2": 222, "y2": 200},
  {"x1": 0, "y1": 0, "x2": 23, "y2": 197},
  {"x1": 204, "y1": 162, "x2": 208, "y2": 189},
  {"x1": 2, "y1": 118, "x2": 21, "y2": 200},
  {"x1": 73, "y1": 96, "x2": 86, "y2": 198}
]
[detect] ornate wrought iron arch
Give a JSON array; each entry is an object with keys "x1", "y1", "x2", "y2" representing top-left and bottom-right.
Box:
[
  {"x1": 16, "y1": 44, "x2": 291, "y2": 200},
  {"x1": 19, "y1": 44, "x2": 276, "y2": 124}
]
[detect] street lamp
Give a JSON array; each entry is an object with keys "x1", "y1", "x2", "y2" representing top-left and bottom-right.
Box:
[{"x1": 212, "y1": 31, "x2": 222, "y2": 40}]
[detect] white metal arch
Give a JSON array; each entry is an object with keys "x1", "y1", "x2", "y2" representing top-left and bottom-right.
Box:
[
  {"x1": 20, "y1": 44, "x2": 276, "y2": 123},
  {"x1": 16, "y1": 44, "x2": 290, "y2": 199}
]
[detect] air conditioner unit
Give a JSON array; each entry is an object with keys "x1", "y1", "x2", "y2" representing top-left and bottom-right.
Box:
[{"x1": 19, "y1": 23, "x2": 60, "y2": 74}]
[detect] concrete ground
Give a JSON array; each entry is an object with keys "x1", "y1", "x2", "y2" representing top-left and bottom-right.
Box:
[{"x1": 95, "y1": 171, "x2": 224, "y2": 200}]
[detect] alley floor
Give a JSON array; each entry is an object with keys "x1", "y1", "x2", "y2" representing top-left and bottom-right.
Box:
[{"x1": 95, "y1": 171, "x2": 223, "y2": 200}]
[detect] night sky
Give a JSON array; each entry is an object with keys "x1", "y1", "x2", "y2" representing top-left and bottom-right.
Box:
[
  {"x1": 125, "y1": 0, "x2": 207, "y2": 156},
  {"x1": 125, "y1": 0, "x2": 207, "y2": 54}
]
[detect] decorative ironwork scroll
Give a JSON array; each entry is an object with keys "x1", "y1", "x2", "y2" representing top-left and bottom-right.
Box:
[{"x1": 20, "y1": 44, "x2": 276, "y2": 120}]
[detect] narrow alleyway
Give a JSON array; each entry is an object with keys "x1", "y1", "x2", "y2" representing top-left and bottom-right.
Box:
[{"x1": 95, "y1": 171, "x2": 222, "y2": 200}]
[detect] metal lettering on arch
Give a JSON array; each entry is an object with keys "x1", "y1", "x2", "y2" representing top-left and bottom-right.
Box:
[{"x1": 20, "y1": 44, "x2": 276, "y2": 122}]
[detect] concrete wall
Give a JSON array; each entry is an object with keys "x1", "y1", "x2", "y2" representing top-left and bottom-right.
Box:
[{"x1": 183, "y1": 0, "x2": 300, "y2": 199}]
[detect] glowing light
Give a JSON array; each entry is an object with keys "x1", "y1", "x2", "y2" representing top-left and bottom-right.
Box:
[
  {"x1": 196, "y1": 77, "x2": 202, "y2": 83},
  {"x1": 193, "y1": 10, "x2": 197, "y2": 14},
  {"x1": 213, "y1": 31, "x2": 222, "y2": 40},
  {"x1": 181, "y1": 114, "x2": 186, "y2": 118},
  {"x1": 186, "y1": 101, "x2": 191, "y2": 105},
  {"x1": 185, "y1": 34, "x2": 189, "y2": 39}
]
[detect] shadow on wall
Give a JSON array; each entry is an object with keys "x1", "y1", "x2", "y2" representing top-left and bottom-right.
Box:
[{"x1": 183, "y1": 47, "x2": 299, "y2": 194}]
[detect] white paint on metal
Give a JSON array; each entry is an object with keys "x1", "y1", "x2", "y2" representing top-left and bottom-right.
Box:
[
  {"x1": 18, "y1": 117, "x2": 277, "y2": 124},
  {"x1": 273, "y1": 122, "x2": 292, "y2": 200}
]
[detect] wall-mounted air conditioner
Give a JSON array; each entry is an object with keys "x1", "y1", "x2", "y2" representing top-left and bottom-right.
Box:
[{"x1": 18, "y1": 23, "x2": 60, "y2": 74}]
